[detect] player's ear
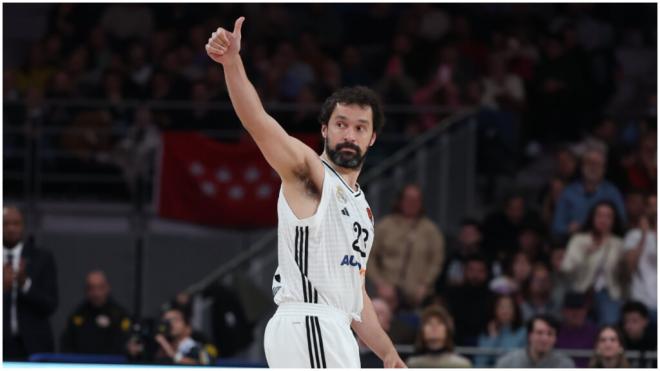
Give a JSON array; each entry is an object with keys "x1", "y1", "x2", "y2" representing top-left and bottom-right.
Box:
[
  {"x1": 321, "y1": 123, "x2": 328, "y2": 139},
  {"x1": 369, "y1": 132, "x2": 377, "y2": 147}
]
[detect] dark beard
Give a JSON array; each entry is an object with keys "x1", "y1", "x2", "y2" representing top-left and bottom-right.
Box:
[{"x1": 325, "y1": 138, "x2": 366, "y2": 169}]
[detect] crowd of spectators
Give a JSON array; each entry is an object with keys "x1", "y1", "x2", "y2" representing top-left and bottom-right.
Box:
[
  {"x1": 3, "y1": 2, "x2": 657, "y2": 368},
  {"x1": 3, "y1": 3, "x2": 656, "y2": 201}
]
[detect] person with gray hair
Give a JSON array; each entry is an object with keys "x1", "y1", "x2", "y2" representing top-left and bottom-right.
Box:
[{"x1": 552, "y1": 145, "x2": 626, "y2": 238}]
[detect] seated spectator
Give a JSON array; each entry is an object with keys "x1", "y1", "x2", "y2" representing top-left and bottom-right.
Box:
[
  {"x1": 441, "y1": 254, "x2": 493, "y2": 346},
  {"x1": 368, "y1": 184, "x2": 446, "y2": 311},
  {"x1": 552, "y1": 145, "x2": 626, "y2": 237},
  {"x1": 495, "y1": 314, "x2": 575, "y2": 368},
  {"x1": 588, "y1": 325, "x2": 630, "y2": 368},
  {"x1": 475, "y1": 294, "x2": 526, "y2": 367},
  {"x1": 541, "y1": 178, "x2": 566, "y2": 234},
  {"x1": 359, "y1": 298, "x2": 415, "y2": 367},
  {"x1": 624, "y1": 131, "x2": 656, "y2": 194},
  {"x1": 490, "y1": 251, "x2": 532, "y2": 297},
  {"x1": 554, "y1": 146, "x2": 579, "y2": 183},
  {"x1": 60, "y1": 270, "x2": 131, "y2": 354},
  {"x1": 623, "y1": 193, "x2": 657, "y2": 319},
  {"x1": 520, "y1": 263, "x2": 560, "y2": 322},
  {"x1": 548, "y1": 241, "x2": 569, "y2": 309},
  {"x1": 482, "y1": 193, "x2": 544, "y2": 262},
  {"x1": 439, "y1": 218, "x2": 483, "y2": 289},
  {"x1": 620, "y1": 301, "x2": 657, "y2": 368},
  {"x1": 405, "y1": 305, "x2": 472, "y2": 368},
  {"x1": 560, "y1": 201, "x2": 626, "y2": 325},
  {"x1": 624, "y1": 189, "x2": 647, "y2": 229},
  {"x1": 555, "y1": 292, "x2": 599, "y2": 367}
]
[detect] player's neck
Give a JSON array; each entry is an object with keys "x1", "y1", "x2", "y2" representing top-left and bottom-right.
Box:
[{"x1": 320, "y1": 153, "x2": 361, "y2": 192}]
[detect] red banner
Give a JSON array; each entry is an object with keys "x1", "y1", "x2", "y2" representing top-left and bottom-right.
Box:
[{"x1": 157, "y1": 132, "x2": 320, "y2": 228}]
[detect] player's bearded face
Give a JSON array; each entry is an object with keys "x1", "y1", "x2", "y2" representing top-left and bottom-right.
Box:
[{"x1": 325, "y1": 137, "x2": 367, "y2": 169}]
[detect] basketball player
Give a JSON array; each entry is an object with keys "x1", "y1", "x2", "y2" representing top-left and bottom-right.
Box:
[{"x1": 206, "y1": 17, "x2": 406, "y2": 368}]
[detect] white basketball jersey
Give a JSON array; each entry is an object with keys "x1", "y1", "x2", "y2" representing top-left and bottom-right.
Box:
[{"x1": 271, "y1": 158, "x2": 375, "y2": 321}]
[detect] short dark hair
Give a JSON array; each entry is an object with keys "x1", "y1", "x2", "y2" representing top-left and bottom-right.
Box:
[
  {"x1": 318, "y1": 86, "x2": 385, "y2": 134},
  {"x1": 622, "y1": 301, "x2": 649, "y2": 319},
  {"x1": 527, "y1": 314, "x2": 560, "y2": 337},
  {"x1": 163, "y1": 304, "x2": 191, "y2": 326}
]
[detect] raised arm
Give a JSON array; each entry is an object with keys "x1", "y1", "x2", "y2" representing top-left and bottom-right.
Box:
[{"x1": 205, "y1": 17, "x2": 319, "y2": 181}]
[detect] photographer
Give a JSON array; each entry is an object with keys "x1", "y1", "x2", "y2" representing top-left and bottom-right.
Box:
[{"x1": 126, "y1": 306, "x2": 211, "y2": 365}]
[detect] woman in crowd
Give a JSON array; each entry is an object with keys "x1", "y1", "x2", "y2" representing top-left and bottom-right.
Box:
[
  {"x1": 560, "y1": 201, "x2": 626, "y2": 326},
  {"x1": 406, "y1": 305, "x2": 472, "y2": 368},
  {"x1": 588, "y1": 325, "x2": 630, "y2": 368},
  {"x1": 474, "y1": 294, "x2": 526, "y2": 367}
]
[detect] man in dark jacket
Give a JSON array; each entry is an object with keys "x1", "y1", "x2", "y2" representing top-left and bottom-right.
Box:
[
  {"x1": 61, "y1": 270, "x2": 131, "y2": 354},
  {"x1": 3, "y1": 206, "x2": 58, "y2": 360}
]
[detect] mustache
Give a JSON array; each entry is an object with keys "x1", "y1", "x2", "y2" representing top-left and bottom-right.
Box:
[{"x1": 335, "y1": 142, "x2": 361, "y2": 152}]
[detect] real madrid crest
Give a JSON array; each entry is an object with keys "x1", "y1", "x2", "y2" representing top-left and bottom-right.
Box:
[{"x1": 336, "y1": 186, "x2": 348, "y2": 204}]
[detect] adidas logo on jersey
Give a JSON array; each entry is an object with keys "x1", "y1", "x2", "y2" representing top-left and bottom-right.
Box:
[
  {"x1": 340, "y1": 254, "x2": 362, "y2": 270},
  {"x1": 341, "y1": 207, "x2": 350, "y2": 217}
]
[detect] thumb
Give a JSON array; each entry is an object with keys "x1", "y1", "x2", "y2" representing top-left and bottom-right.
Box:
[{"x1": 233, "y1": 16, "x2": 245, "y2": 36}]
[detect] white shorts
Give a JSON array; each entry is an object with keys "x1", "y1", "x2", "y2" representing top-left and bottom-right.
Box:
[{"x1": 264, "y1": 302, "x2": 360, "y2": 368}]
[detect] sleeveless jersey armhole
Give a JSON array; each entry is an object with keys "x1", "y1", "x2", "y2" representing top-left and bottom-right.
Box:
[{"x1": 278, "y1": 163, "x2": 331, "y2": 228}]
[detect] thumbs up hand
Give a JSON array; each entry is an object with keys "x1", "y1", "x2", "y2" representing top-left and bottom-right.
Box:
[{"x1": 206, "y1": 17, "x2": 245, "y2": 65}]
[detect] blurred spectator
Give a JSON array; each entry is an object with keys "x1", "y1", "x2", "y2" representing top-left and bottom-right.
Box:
[
  {"x1": 624, "y1": 131, "x2": 657, "y2": 194},
  {"x1": 100, "y1": 4, "x2": 154, "y2": 45},
  {"x1": 359, "y1": 298, "x2": 415, "y2": 367},
  {"x1": 554, "y1": 146, "x2": 579, "y2": 183},
  {"x1": 620, "y1": 301, "x2": 657, "y2": 368},
  {"x1": 482, "y1": 193, "x2": 544, "y2": 263},
  {"x1": 624, "y1": 189, "x2": 647, "y2": 229},
  {"x1": 555, "y1": 292, "x2": 599, "y2": 367},
  {"x1": 61, "y1": 270, "x2": 131, "y2": 354},
  {"x1": 3, "y1": 206, "x2": 58, "y2": 360},
  {"x1": 438, "y1": 218, "x2": 483, "y2": 289},
  {"x1": 481, "y1": 55, "x2": 525, "y2": 112},
  {"x1": 548, "y1": 243, "x2": 569, "y2": 308},
  {"x1": 112, "y1": 106, "x2": 161, "y2": 193},
  {"x1": 495, "y1": 314, "x2": 575, "y2": 368},
  {"x1": 474, "y1": 294, "x2": 526, "y2": 367},
  {"x1": 588, "y1": 325, "x2": 630, "y2": 368},
  {"x1": 127, "y1": 306, "x2": 211, "y2": 365},
  {"x1": 552, "y1": 145, "x2": 626, "y2": 237},
  {"x1": 441, "y1": 254, "x2": 492, "y2": 346},
  {"x1": 368, "y1": 184, "x2": 446, "y2": 311},
  {"x1": 405, "y1": 305, "x2": 472, "y2": 368},
  {"x1": 520, "y1": 263, "x2": 560, "y2": 322},
  {"x1": 540, "y1": 177, "x2": 566, "y2": 227},
  {"x1": 623, "y1": 193, "x2": 657, "y2": 319},
  {"x1": 560, "y1": 201, "x2": 626, "y2": 326},
  {"x1": 490, "y1": 251, "x2": 532, "y2": 297}
]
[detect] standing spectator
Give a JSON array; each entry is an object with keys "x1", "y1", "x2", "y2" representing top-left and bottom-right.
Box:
[
  {"x1": 475, "y1": 294, "x2": 526, "y2": 367},
  {"x1": 588, "y1": 325, "x2": 630, "y2": 368},
  {"x1": 555, "y1": 292, "x2": 599, "y2": 367},
  {"x1": 3, "y1": 206, "x2": 58, "y2": 360},
  {"x1": 405, "y1": 305, "x2": 472, "y2": 368},
  {"x1": 495, "y1": 314, "x2": 575, "y2": 368},
  {"x1": 520, "y1": 263, "x2": 560, "y2": 322},
  {"x1": 560, "y1": 201, "x2": 626, "y2": 325},
  {"x1": 620, "y1": 301, "x2": 657, "y2": 368},
  {"x1": 368, "y1": 184, "x2": 446, "y2": 310},
  {"x1": 552, "y1": 145, "x2": 626, "y2": 237},
  {"x1": 61, "y1": 270, "x2": 131, "y2": 354},
  {"x1": 441, "y1": 254, "x2": 493, "y2": 346},
  {"x1": 623, "y1": 193, "x2": 657, "y2": 319}
]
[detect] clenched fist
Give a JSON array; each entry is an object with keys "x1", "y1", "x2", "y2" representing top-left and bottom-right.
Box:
[{"x1": 206, "y1": 16, "x2": 245, "y2": 65}]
